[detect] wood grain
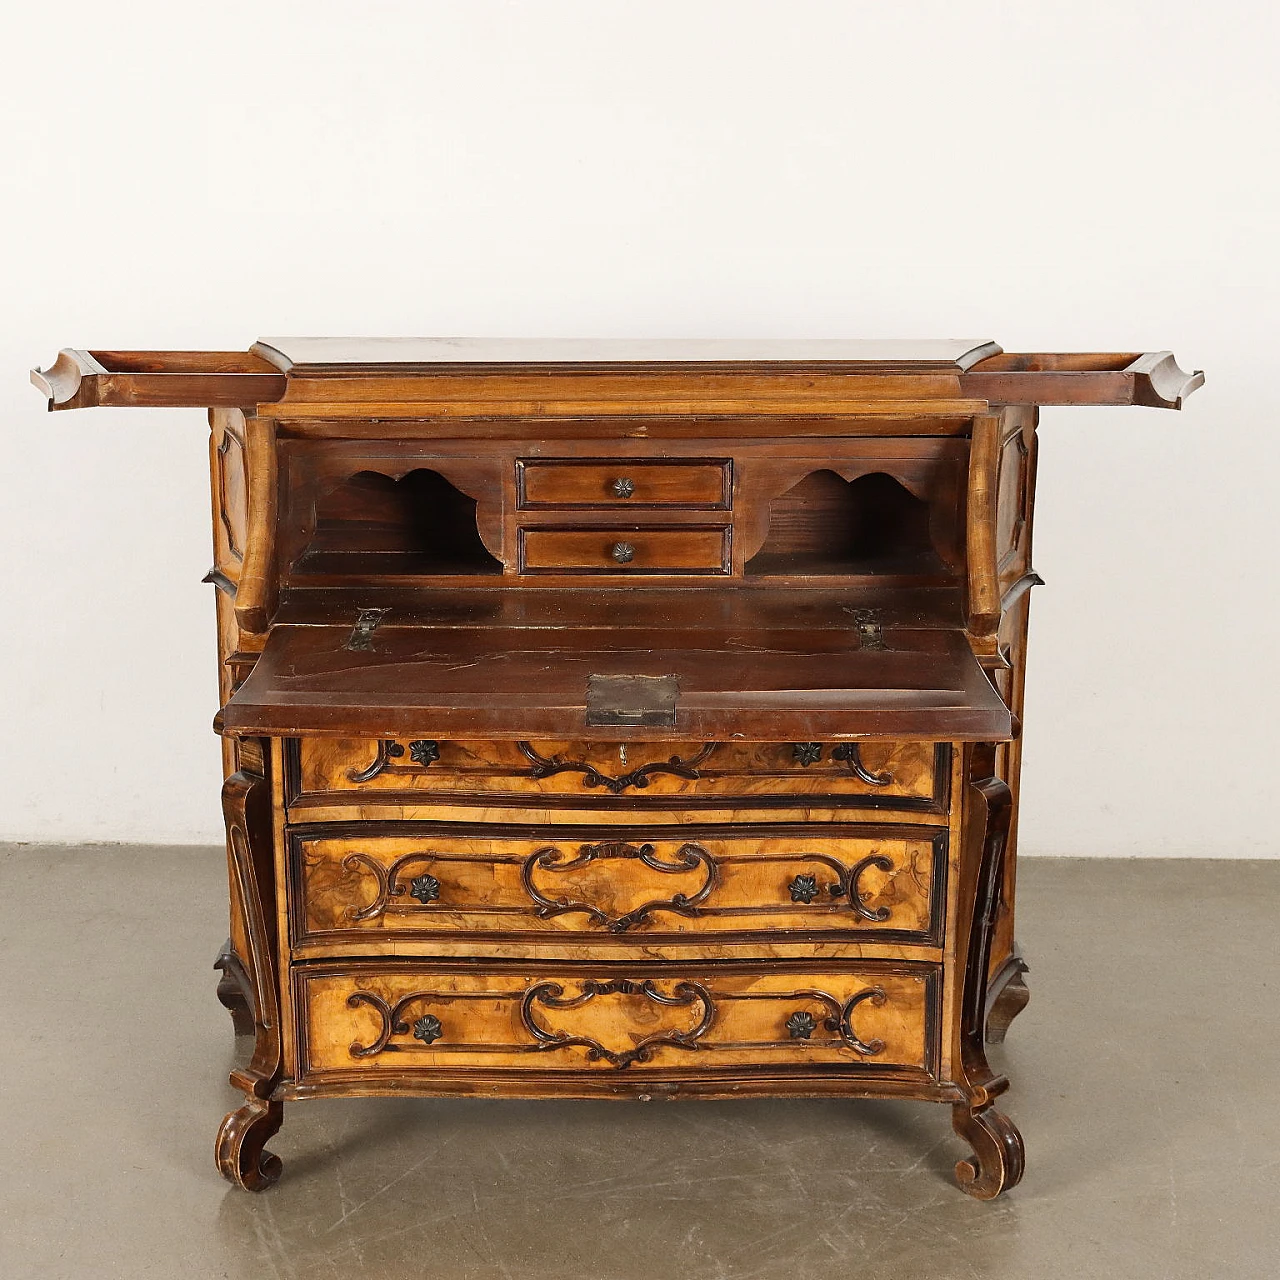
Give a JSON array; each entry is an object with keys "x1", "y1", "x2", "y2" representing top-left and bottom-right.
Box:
[
  {"x1": 295, "y1": 960, "x2": 939, "y2": 1079},
  {"x1": 290, "y1": 824, "x2": 945, "y2": 948},
  {"x1": 517, "y1": 458, "x2": 731, "y2": 509},
  {"x1": 291, "y1": 738, "x2": 945, "y2": 810}
]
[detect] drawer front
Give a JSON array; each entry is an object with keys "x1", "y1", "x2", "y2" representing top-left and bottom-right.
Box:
[
  {"x1": 295, "y1": 960, "x2": 939, "y2": 1079},
  {"x1": 289, "y1": 825, "x2": 945, "y2": 947},
  {"x1": 288, "y1": 739, "x2": 948, "y2": 813},
  {"x1": 517, "y1": 459, "x2": 730, "y2": 509},
  {"x1": 518, "y1": 526, "x2": 730, "y2": 574}
]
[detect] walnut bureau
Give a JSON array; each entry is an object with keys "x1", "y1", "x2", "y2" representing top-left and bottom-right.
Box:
[{"x1": 32, "y1": 338, "x2": 1202, "y2": 1198}]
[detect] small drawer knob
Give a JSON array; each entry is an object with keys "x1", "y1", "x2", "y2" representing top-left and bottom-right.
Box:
[
  {"x1": 612, "y1": 541, "x2": 636, "y2": 564},
  {"x1": 610, "y1": 476, "x2": 636, "y2": 498}
]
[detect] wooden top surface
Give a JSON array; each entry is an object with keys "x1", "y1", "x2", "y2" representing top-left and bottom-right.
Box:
[
  {"x1": 220, "y1": 618, "x2": 1013, "y2": 741},
  {"x1": 251, "y1": 337, "x2": 1001, "y2": 373},
  {"x1": 32, "y1": 343, "x2": 1202, "y2": 412}
]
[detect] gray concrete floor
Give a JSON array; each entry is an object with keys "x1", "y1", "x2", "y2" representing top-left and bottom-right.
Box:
[{"x1": 1, "y1": 846, "x2": 1277, "y2": 1280}]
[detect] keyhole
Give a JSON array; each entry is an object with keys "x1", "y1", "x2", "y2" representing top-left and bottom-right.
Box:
[{"x1": 619, "y1": 744, "x2": 629, "y2": 767}]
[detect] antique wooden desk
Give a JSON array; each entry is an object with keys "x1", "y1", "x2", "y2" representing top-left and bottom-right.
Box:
[{"x1": 32, "y1": 338, "x2": 1201, "y2": 1198}]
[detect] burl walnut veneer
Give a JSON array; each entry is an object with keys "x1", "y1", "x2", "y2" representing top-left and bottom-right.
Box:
[{"x1": 32, "y1": 337, "x2": 1202, "y2": 1198}]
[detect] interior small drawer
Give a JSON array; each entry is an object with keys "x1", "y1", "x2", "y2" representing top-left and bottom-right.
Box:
[
  {"x1": 517, "y1": 459, "x2": 730, "y2": 509},
  {"x1": 519, "y1": 526, "x2": 730, "y2": 574}
]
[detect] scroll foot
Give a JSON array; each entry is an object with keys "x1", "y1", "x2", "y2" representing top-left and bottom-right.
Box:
[
  {"x1": 952, "y1": 1102, "x2": 1024, "y2": 1200},
  {"x1": 985, "y1": 957, "x2": 1030, "y2": 1045},
  {"x1": 214, "y1": 942, "x2": 255, "y2": 1039},
  {"x1": 216, "y1": 1099, "x2": 284, "y2": 1191}
]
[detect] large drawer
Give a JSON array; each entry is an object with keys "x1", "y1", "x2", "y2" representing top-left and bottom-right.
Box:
[
  {"x1": 286, "y1": 738, "x2": 949, "y2": 813},
  {"x1": 294, "y1": 959, "x2": 939, "y2": 1082},
  {"x1": 288, "y1": 823, "x2": 946, "y2": 949}
]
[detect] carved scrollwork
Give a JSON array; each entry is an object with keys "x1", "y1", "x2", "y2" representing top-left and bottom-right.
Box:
[
  {"x1": 953, "y1": 1102, "x2": 1025, "y2": 1200},
  {"x1": 342, "y1": 851, "x2": 448, "y2": 921},
  {"x1": 347, "y1": 990, "x2": 454, "y2": 1056},
  {"x1": 520, "y1": 979, "x2": 715, "y2": 1069},
  {"x1": 831, "y1": 987, "x2": 888, "y2": 1055},
  {"x1": 768, "y1": 988, "x2": 888, "y2": 1055},
  {"x1": 831, "y1": 743, "x2": 893, "y2": 786},
  {"x1": 342, "y1": 979, "x2": 890, "y2": 1067},
  {"x1": 338, "y1": 841, "x2": 907, "y2": 928},
  {"x1": 346, "y1": 738, "x2": 440, "y2": 783},
  {"x1": 347, "y1": 739, "x2": 404, "y2": 782},
  {"x1": 522, "y1": 841, "x2": 719, "y2": 932},
  {"x1": 787, "y1": 742, "x2": 894, "y2": 785},
  {"x1": 215, "y1": 1099, "x2": 283, "y2": 1192},
  {"x1": 786, "y1": 852, "x2": 896, "y2": 921},
  {"x1": 515, "y1": 742, "x2": 717, "y2": 794}
]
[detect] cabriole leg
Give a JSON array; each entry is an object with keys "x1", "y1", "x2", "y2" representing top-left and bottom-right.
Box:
[
  {"x1": 216, "y1": 1099, "x2": 284, "y2": 1191},
  {"x1": 216, "y1": 741, "x2": 285, "y2": 1190},
  {"x1": 952, "y1": 1100, "x2": 1025, "y2": 1200},
  {"x1": 950, "y1": 744, "x2": 1026, "y2": 1199}
]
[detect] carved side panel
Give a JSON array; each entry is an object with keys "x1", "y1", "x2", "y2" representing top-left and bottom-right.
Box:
[
  {"x1": 212, "y1": 409, "x2": 249, "y2": 576},
  {"x1": 988, "y1": 407, "x2": 1039, "y2": 990},
  {"x1": 989, "y1": 591, "x2": 1032, "y2": 986},
  {"x1": 209, "y1": 410, "x2": 251, "y2": 967},
  {"x1": 994, "y1": 407, "x2": 1038, "y2": 596},
  {"x1": 233, "y1": 415, "x2": 279, "y2": 635}
]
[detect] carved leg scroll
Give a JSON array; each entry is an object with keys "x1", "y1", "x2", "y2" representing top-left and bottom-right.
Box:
[
  {"x1": 949, "y1": 744, "x2": 1025, "y2": 1200},
  {"x1": 215, "y1": 740, "x2": 285, "y2": 1191},
  {"x1": 216, "y1": 1099, "x2": 284, "y2": 1192},
  {"x1": 952, "y1": 1101, "x2": 1025, "y2": 1201}
]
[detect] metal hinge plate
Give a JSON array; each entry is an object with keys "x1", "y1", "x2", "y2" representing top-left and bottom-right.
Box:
[{"x1": 585, "y1": 674, "x2": 680, "y2": 727}]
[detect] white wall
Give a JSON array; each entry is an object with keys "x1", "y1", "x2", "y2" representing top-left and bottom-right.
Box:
[{"x1": 2, "y1": 1, "x2": 1276, "y2": 853}]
